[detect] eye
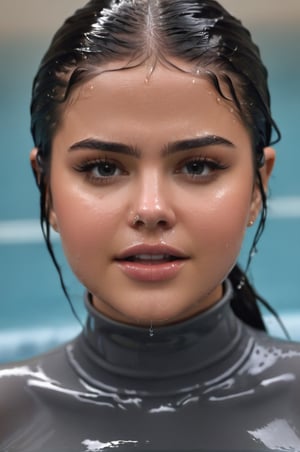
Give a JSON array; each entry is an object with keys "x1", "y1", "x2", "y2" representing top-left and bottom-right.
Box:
[
  {"x1": 182, "y1": 159, "x2": 211, "y2": 176},
  {"x1": 178, "y1": 157, "x2": 228, "y2": 179},
  {"x1": 73, "y1": 158, "x2": 126, "y2": 184},
  {"x1": 91, "y1": 160, "x2": 121, "y2": 178}
]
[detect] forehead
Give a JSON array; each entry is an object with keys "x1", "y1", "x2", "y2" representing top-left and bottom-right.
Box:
[{"x1": 58, "y1": 63, "x2": 250, "y2": 146}]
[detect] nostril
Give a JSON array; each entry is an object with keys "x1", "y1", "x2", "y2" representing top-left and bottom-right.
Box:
[
  {"x1": 129, "y1": 207, "x2": 176, "y2": 230},
  {"x1": 157, "y1": 218, "x2": 169, "y2": 227},
  {"x1": 133, "y1": 218, "x2": 172, "y2": 230}
]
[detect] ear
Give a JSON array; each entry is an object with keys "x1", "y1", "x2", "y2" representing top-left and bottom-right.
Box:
[
  {"x1": 30, "y1": 148, "x2": 60, "y2": 233},
  {"x1": 30, "y1": 147, "x2": 42, "y2": 186},
  {"x1": 259, "y1": 146, "x2": 276, "y2": 193},
  {"x1": 48, "y1": 210, "x2": 60, "y2": 233},
  {"x1": 248, "y1": 147, "x2": 276, "y2": 226}
]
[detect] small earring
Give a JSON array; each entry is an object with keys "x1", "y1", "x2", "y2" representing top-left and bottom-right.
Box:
[{"x1": 248, "y1": 219, "x2": 255, "y2": 227}]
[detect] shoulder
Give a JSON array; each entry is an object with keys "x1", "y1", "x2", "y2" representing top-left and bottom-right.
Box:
[
  {"x1": 250, "y1": 327, "x2": 300, "y2": 353},
  {"x1": 0, "y1": 338, "x2": 83, "y2": 390},
  {"x1": 243, "y1": 326, "x2": 300, "y2": 378},
  {"x1": 0, "y1": 342, "x2": 76, "y2": 439},
  {"x1": 0, "y1": 343, "x2": 69, "y2": 393}
]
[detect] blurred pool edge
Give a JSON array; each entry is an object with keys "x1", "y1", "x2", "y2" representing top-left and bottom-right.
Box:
[{"x1": 0, "y1": 324, "x2": 81, "y2": 364}]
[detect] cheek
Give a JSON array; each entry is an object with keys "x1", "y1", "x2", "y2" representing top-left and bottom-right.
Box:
[
  {"x1": 51, "y1": 189, "x2": 121, "y2": 261},
  {"x1": 187, "y1": 184, "x2": 253, "y2": 252}
]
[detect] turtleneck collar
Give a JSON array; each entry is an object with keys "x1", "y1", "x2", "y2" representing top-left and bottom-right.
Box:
[{"x1": 67, "y1": 280, "x2": 253, "y2": 392}]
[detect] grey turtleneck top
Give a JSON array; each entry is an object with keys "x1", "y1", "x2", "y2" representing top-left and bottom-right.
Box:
[{"x1": 1, "y1": 280, "x2": 300, "y2": 452}]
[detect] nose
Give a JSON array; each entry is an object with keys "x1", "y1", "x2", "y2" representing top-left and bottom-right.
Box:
[{"x1": 129, "y1": 172, "x2": 176, "y2": 230}]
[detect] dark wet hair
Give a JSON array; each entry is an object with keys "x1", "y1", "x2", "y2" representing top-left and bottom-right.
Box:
[{"x1": 31, "y1": 0, "x2": 282, "y2": 331}]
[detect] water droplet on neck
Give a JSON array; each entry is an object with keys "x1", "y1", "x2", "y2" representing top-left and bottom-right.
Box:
[{"x1": 149, "y1": 321, "x2": 154, "y2": 337}]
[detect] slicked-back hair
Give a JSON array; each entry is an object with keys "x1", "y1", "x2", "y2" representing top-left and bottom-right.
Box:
[{"x1": 31, "y1": 0, "x2": 281, "y2": 331}]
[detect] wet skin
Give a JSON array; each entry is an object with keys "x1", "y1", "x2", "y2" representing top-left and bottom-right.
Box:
[{"x1": 32, "y1": 63, "x2": 274, "y2": 326}]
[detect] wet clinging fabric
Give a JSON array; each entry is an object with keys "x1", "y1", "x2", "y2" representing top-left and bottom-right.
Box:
[{"x1": 1, "y1": 280, "x2": 300, "y2": 451}]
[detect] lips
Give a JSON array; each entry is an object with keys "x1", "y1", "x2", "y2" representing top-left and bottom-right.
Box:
[
  {"x1": 115, "y1": 244, "x2": 188, "y2": 282},
  {"x1": 122, "y1": 254, "x2": 182, "y2": 263},
  {"x1": 116, "y1": 244, "x2": 187, "y2": 262}
]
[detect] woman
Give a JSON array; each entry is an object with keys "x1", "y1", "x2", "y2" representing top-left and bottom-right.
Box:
[{"x1": 1, "y1": 0, "x2": 300, "y2": 450}]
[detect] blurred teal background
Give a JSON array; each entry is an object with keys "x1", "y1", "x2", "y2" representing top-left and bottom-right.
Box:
[{"x1": 0, "y1": 1, "x2": 300, "y2": 362}]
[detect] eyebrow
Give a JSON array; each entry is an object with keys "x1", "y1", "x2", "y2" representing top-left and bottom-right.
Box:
[
  {"x1": 69, "y1": 138, "x2": 140, "y2": 157},
  {"x1": 163, "y1": 135, "x2": 235, "y2": 156},
  {"x1": 69, "y1": 135, "x2": 234, "y2": 157}
]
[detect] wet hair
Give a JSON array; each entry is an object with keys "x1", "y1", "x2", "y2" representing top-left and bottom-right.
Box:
[{"x1": 31, "y1": 0, "x2": 282, "y2": 331}]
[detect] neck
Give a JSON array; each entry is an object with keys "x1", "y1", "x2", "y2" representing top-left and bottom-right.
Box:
[{"x1": 67, "y1": 280, "x2": 252, "y2": 394}]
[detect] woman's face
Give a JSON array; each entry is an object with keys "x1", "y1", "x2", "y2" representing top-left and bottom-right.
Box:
[{"x1": 44, "y1": 63, "x2": 272, "y2": 326}]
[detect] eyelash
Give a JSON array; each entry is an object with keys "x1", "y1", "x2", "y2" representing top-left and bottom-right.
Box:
[
  {"x1": 176, "y1": 157, "x2": 228, "y2": 180},
  {"x1": 73, "y1": 156, "x2": 228, "y2": 185},
  {"x1": 73, "y1": 158, "x2": 127, "y2": 184}
]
